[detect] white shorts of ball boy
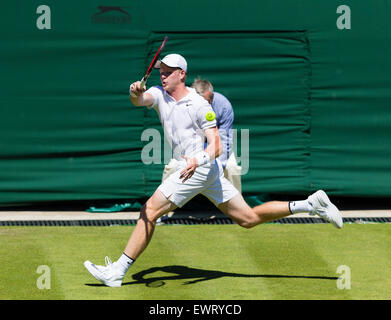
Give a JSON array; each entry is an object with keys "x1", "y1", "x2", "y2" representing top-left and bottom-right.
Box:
[{"x1": 158, "y1": 159, "x2": 239, "y2": 208}]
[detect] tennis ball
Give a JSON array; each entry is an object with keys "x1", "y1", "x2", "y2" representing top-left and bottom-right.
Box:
[{"x1": 205, "y1": 111, "x2": 216, "y2": 121}]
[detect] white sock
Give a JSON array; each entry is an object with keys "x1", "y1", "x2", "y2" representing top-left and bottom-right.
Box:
[
  {"x1": 116, "y1": 253, "x2": 135, "y2": 274},
  {"x1": 289, "y1": 200, "x2": 313, "y2": 214}
]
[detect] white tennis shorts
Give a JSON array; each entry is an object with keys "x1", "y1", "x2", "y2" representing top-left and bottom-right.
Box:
[{"x1": 158, "y1": 159, "x2": 239, "y2": 208}]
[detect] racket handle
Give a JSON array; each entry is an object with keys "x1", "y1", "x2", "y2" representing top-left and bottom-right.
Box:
[
  {"x1": 140, "y1": 78, "x2": 146, "y2": 89},
  {"x1": 130, "y1": 77, "x2": 146, "y2": 98}
]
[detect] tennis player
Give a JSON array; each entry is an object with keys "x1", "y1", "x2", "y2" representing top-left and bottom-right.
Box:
[
  {"x1": 84, "y1": 53, "x2": 343, "y2": 287},
  {"x1": 162, "y1": 78, "x2": 240, "y2": 187}
]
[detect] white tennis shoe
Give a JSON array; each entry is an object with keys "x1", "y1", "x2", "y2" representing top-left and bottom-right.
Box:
[
  {"x1": 84, "y1": 256, "x2": 125, "y2": 287},
  {"x1": 308, "y1": 190, "x2": 343, "y2": 229}
]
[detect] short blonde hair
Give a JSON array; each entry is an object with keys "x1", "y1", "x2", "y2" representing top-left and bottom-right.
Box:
[{"x1": 191, "y1": 78, "x2": 214, "y2": 96}]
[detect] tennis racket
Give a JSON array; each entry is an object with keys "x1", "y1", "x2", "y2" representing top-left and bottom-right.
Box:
[{"x1": 130, "y1": 36, "x2": 168, "y2": 97}]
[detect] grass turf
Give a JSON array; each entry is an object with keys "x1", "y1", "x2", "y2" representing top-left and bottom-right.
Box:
[{"x1": 0, "y1": 223, "x2": 390, "y2": 300}]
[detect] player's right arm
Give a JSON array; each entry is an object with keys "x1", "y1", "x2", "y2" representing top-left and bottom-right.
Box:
[{"x1": 129, "y1": 81, "x2": 154, "y2": 107}]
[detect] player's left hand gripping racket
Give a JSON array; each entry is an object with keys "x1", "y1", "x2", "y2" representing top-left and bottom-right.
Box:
[{"x1": 130, "y1": 36, "x2": 168, "y2": 97}]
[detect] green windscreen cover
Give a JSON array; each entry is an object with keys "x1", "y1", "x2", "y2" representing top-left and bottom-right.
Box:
[{"x1": 1, "y1": 1, "x2": 391, "y2": 206}]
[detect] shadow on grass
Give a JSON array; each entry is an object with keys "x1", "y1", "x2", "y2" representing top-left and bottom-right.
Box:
[{"x1": 86, "y1": 265, "x2": 338, "y2": 287}]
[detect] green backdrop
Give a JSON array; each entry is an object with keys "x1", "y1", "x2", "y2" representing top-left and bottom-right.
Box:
[{"x1": 0, "y1": 0, "x2": 390, "y2": 206}]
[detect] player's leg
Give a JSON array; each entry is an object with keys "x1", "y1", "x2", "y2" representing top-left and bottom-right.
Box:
[
  {"x1": 84, "y1": 189, "x2": 177, "y2": 287},
  {"x1": 218, "y1": 193, "x2": 291, "y2": 228},
  {"x1": 202, "y1": 170, "x2": 291, "y2": 228},
  {"x1": 123, "y1": 189, "x2": 177, "y2": 260},
  {"x1": 218, "y1": 189, "x2": 343, "y2": 229},
  {"x1": 212, "y1": 170, "x2": 342, "y2": 228}
]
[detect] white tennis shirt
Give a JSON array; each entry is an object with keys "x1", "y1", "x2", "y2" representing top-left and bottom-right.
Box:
[{"x1": 146, "y1": 86, "x2": 217, "y2": 161}]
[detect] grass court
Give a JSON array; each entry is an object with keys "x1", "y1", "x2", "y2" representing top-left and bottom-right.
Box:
[{"x1": 1, "y1": 223, "x2": 390, "y2": 300}]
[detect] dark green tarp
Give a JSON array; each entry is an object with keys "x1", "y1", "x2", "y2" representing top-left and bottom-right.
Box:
[{"x1": 0, "y1": 1, "x2": 390, "y2": 206}]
